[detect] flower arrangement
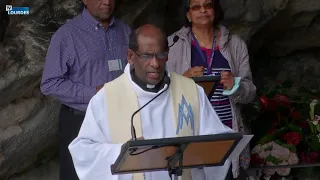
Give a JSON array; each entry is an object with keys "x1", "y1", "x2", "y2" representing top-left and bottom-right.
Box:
[
  {"x1": 246, "y1": 80, "x2": 320, "y2": 178},
  {"x1": 301, "y1": 99, "x2": 320, "y2": 164},
  {"x1": 251, "y1": 141, "x2": 299, "y2": 177}
]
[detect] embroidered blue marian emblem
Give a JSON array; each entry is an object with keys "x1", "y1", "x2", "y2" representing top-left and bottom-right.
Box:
[{"x1": 176, "y1": 95, "x2": 195, "y2": 135}]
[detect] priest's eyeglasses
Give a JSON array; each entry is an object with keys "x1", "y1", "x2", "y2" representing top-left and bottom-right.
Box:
[{"x1": 134, "y1": 51, "x2": 168, "y2": 61}]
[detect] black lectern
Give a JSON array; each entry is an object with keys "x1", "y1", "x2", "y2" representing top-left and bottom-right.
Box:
[
  {"x1": 111, "y1": 133, "x2": 243, "y2": 179},
  {"x1": 191, "y1": 76, "x2": 221, "y2": 97}
]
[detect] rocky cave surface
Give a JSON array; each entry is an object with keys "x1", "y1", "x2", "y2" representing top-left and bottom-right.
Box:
[{"x1": 0, "y1": 0, "x2": 319, "y2": 179}]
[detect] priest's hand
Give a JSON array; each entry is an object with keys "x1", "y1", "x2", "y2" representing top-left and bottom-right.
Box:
[
  {"x1": 220, "y1": 71, "x2": 234, "y2": 90},
  {"x1": 183, "y1": 66, "x2": 204, "y2": 78},
  {"x1": 96, "y1": 84, "x2": 104, "y2": 92}
]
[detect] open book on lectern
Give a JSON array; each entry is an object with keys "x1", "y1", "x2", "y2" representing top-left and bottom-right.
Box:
[{"x1": 111, "y1": 133, "x2": 253, "y2": 175}]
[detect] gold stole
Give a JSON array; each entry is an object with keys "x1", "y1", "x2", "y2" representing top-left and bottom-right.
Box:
[{"x1": 104, "y1": 72, "x2": 200, "y2": 180}]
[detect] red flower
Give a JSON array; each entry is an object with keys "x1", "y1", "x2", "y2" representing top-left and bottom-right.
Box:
[
  {"x1": 283, "y1": 132, "x2": 301, "y2": 146},
  {"x1": 251, "y1": 154, "x2": 265, "y2": 165},
  {"x1": 300, "y1": 152, "x2": 320, "y2": 163},
  {"x1": 259, "y1": 96, "x2": 268, "y2": 110},
  {"x1": 267, "y1": 99, "x2": 277, "y2": 111},
  {"x1": 291, "y1": 110, "x2": 301, "y2": 121},
  {"x1": 273, "y1": 94, "x2": 291, "y2": 108},
  {"x1": 310, "y1": 152, "x2": 320, "y2": 160}
]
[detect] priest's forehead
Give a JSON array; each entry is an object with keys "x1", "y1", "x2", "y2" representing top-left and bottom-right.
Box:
[{"x1": 129, "y1": 24, "x2": 168, "y2": 52}]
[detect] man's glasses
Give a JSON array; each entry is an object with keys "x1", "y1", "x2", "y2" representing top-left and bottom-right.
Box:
[
  {"x1": 190, "y1": 2, "x2": 213, "y2": 11},
  {"x1": 134, "y1": 51, "x2": 168, "y2": 61}
]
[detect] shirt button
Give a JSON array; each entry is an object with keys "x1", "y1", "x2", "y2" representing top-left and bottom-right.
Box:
[{"x1": 95, "y1": 27, "x2": 98, "y2": 30}]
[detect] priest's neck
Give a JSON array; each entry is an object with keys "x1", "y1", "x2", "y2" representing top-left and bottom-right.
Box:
[{"x1": 130, "y1": 69, "x2": 166, "y2": 93}]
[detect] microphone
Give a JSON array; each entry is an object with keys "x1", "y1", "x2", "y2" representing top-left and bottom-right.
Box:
[
  {"x1": 169, "y1": 35, "x2": 179, "y2": 47},
  {"x1": 130, "y1": 76, "x2": 171, "y2": 141}
]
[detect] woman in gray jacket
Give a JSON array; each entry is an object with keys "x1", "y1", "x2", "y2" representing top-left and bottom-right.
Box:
[{"x1": 167, "y1": 0, "x2": 256, "y2": 179}]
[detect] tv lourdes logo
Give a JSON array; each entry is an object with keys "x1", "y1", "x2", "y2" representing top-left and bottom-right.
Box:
[
  {"x1": 176, "y1": 95, "x2": 195, "y2": 136},
  {"x1": 6, "y1": 5, "x2": 29, "y2": 15}
]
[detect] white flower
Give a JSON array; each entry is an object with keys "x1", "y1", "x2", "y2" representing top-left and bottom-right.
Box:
[
  {"x1": 277, "y1": 168, "x2": 291, "y2": 176},
  {"x1": 252, "y1": 144, "x2": 262, "y2": 154},
  {"x1": 276, "y1": 162, "x2": 291, "y2": 176},
  {"x1": 263, "y1": 168, "x2": 276, "y2": 176},
  {"x1": 260, "y1": 150, "x2": 271, "y2": 158},
  {"x1": 261, "y1": 142, "x2": 274, "y2": 150},
  {"x1": 288, "y1": 152, "x2": 299, "y2": 165},
  {"x1": 271, "y1": 148, "x2": 290, "y2": 160},
  {"x1": 263, "y1": 162, "x2": 276, "y2": 176},
  {"x1": 272, "y1": 143, "x2": 284, "y2": 150},
  {"x1": 263, "y1": 175, "x2": 271, "y2": 180}
]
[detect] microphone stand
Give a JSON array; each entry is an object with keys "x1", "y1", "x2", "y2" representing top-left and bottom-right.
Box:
[
  {"x1": 130, "y1": 77, "x2": 171, "y2": 141},
  {"x1": 166, "y1": 144, "x2": 188, "y2": 180}
]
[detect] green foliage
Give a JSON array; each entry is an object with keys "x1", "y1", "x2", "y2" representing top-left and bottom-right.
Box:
[
  {"x1": 265, "y1": 155, "x2": 283, "y2": 165},
  {"x1": 279, "y1": 142, "x2": 297, "y2": 153},
  {"x1": 258, "y1": 134, "x2": 275, "y2": 144},
  {"x1": 306, "y1": 136, "x2": 320, "y2": 152},
  {"x1": 308, "y1": 121, "x2": 318, "y2": 135}
]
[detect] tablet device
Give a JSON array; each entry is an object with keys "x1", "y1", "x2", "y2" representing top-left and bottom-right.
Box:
[{"x1": 191, "y1": 76, "x2": 221, "y2": 96}]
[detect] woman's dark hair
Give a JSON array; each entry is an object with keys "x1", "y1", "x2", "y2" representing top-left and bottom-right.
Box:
[{"x1": 184, "y1": 0, "x2": 224, "y2": 27}]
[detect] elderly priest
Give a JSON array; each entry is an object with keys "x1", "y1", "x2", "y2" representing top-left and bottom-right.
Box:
[{"x1": 69, "y1": 24, "x2": 234, "y2": 180}]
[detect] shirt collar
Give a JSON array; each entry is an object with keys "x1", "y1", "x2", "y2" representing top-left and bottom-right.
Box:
[
  {"x1": 81, "y1": 8, "x2": 115, "y2": 29},
  {"x1": 124, "y1": 64, "x2": 170, "y2": 98}
]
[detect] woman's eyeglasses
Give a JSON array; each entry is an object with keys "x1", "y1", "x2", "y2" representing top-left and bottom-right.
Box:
[{"x1": 190, "y1": 2, "x2": 213, "y2": 11}]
